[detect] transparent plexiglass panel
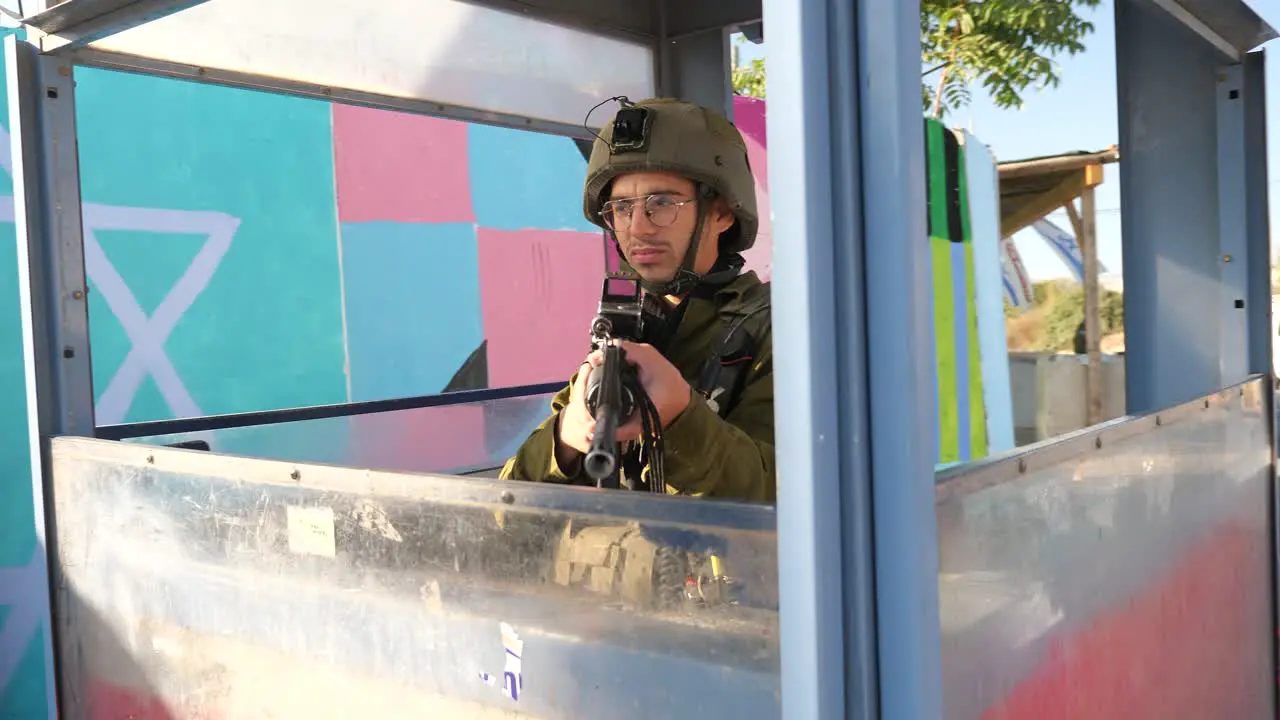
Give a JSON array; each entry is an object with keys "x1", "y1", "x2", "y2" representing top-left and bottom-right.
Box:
[
  {"x1": 86, "y1": 0, "x2": 655, "y2": 128},
  {"x1": 124, "y1": 392, "x2": 558, "y2": 475},
  {"x1": 49, "y1": 436, "x2": 780, "y2": 719},
  {"x1": 935, "y1": 378, "x2": 1274, "y2": 719}
]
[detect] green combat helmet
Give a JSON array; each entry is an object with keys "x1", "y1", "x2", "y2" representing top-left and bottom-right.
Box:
[{"x1": 583, "y1": 97, "x2": 759, "y2": 297}]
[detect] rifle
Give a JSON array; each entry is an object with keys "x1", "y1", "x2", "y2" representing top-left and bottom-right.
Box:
[
  {"x1": 582, "y1": 274, "x2": 667, "y2": 492},
  {"x1": 583, "y1": 341, "x2": 634, "y2": 487}
]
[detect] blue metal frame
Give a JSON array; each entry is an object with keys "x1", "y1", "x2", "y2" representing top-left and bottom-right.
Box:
[
  {"x1": 764, "y1": 0, "x2": 872, "y2": 714},
  {"x1": 766, "y1": 0, "x2": 941, "y2": 717},
  {"x1": 656, "y1": 22, "x2": 734, "y2": 119},
  {"x1": 6, "y1": 33, "x2": 95, "y2": 719},
  {"x1": 1118, "y1": 1, "x2": 1276, "y2": 407},
  {"x1": 1117, "y1": 0, "x2": 1241, "y2": 412},
  {"x1": 856, "y1": 0, "x2": 944, "y2": 714},
  {"x1": 1248, "y1": 41, "x2": 1280, "y2": 718},
  {"x1": 1216, "y1": 62, "x2": 1248, "y2": 386},
  {"x1": 24, "y1": 0, "x2": 211, "y2": 53},
  {"x1": 95, "y1": 380, "x2": 566, "y2": 440},
  {"x1": 1242, "y1": 49, "x2": 1272, "y2": 380}
]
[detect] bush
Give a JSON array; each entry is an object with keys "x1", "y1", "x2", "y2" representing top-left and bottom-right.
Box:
[{"x1": 1030, "y1": 279, "x2": 1123, "y2": 351}]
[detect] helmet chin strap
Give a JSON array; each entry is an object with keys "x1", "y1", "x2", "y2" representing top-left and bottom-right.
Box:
[{"x1": 610, "y1": 184, "x2": 741, "y2": 298}]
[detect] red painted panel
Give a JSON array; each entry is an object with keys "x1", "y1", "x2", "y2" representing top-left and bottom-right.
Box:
[
  {"x1": 983, "y1": 522, "x2": 1272, "y2": 720},
  {"x1": 88, "y1": 682, "x2": 177, "y2": 720}
]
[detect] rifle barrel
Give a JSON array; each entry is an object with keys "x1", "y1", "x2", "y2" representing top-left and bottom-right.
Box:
[{"x1": 585, "y1": 344, "x2": 624, "y2": 487}]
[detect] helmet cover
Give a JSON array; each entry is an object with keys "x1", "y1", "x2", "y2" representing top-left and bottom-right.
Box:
[{"x1": 583, "y1": 98, "x2": 758, "y2": 254}]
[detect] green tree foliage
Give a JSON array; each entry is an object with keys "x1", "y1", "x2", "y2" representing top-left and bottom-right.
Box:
[
  {"x1": 732, "y1": 55, "x2": 767, "y2": 99},
  {"x1": 1100, "y1": 288, "x2": 1124, "y2": 330},
  {"x1": 922, "y1": 0, "x2": 1101, "y2": 118},
  {"x1": 1034, "y1": 279, "x2": 1124, "y2": 351},
  {"x1": 731, "y1": 1, "x2": 1101, "y2": 118}
]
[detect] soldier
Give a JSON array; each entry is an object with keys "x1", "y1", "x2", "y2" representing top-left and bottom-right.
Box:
[{"x1": 499, "y1": 97, "x2": 774, "y2": 503}]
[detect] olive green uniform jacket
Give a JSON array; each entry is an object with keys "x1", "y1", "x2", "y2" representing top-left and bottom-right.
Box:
[{"x1": 498, "y1": 271, "x2": 775, "y2": 503}]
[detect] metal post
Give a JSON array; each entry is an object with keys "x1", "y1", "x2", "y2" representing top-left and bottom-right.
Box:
[
  {"x1": 5, "y1": 33, "x2": 96, "y2": 718},
  {"x1": 1216, "y1": 62, "x2": 1249, "y2": 387},
  {"x1": 1241, "y1": 50, "x2": 1271, "y2": 381},
  {"x1": 856, "y1": 0, "x2": 943, "y2": 713},
  {"x1": 1240, "y1": 47, "x2": 1280, "y2": 707},
  {"x1": 1116, "y1": 0, "x2": 1230, "y2": 412},
  {"x1": 767, "y1": 0, "x2": 941, "y2": 718},
  {"x1": 656, "y1": 26, "x2": 734, "y2": 119}
]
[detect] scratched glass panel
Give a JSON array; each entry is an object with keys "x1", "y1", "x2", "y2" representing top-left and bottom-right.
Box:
[
  {"x1": 47, "y1": 436, "x2": 780, "y2": 719},
  {"x1": 125, "y1": 392, "x2": 558, "y2": 475},
  {"x1": 936, "y1": 377, "x2": 1274, "y2": 719}
]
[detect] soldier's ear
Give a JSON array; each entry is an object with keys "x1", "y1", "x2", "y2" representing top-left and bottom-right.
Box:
[{"x1": 708, "y1": 198, "x2": 736, "y2": 237}]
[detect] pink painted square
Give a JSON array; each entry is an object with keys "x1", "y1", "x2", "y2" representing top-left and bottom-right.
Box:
[
  {"x1": 401, "y1": 404, "x2": 489, "y2": 472},
  {"x1": 733, "y1": 96, "x2": 768, "y2": 150},
  {"x1": 739, "y1": 132, "x2": 773, "y2": 282},
  {"x1": 350, "y1": 402, "x2": 489, "y2": 472},
  {"x1": 478, "y1": 228, "x2": 605, "y2": 387},
  {"x1": 731, "y1": 96, "x2": 772, "y2": 282},
  {"x1": 332, "y1": 103, "x2": 475, "y2": 224}
]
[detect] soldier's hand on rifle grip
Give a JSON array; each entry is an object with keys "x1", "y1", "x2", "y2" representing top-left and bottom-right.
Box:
[
  {"x1": 614, "y1": 340, "x2": 691, "y2": 442},
  {"x1": 554, "y1": 350, "x2": 604, "y2": 468}
]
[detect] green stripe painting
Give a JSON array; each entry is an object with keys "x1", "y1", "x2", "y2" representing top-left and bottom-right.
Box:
[{"x1": 924, "y1": 117, "x2": 989, "y2": 465}]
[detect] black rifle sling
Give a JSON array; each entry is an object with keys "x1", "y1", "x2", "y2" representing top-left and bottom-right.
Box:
[
  {"x1": 622, "y1": 282, "x2": 771, "y2": 491},
  {"x1": 696, "y1": 282, "x2": 772, "y2": 419}
]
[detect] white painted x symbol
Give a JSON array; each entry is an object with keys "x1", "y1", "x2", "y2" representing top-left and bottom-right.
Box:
[
  {"x1": 0, "y1": 126, "x2": 240, "y2": 424},
  {"x1": 81, "y1": 205, "x2": 239, "y2": 424}
]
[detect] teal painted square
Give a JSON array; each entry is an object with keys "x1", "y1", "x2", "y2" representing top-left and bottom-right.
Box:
[
  {"x1": 0, "y1": 618, "x2": 50, "y2": 718},
  {"x1": 0, "y1": 46, "x2": 45, "y2": 716},
  {"x1": 73, "y1": 68, "x2": 347, "y2": 414},
  {"x1": 0, "y1": 220, "x2": 34, "y2": 568},
  {"x1": 467, "y1": 124, "x2": 597, "y2": 232},
  {"x1": 0, "y1": 42, "x2": 16, "y2": 197},
  {"x1": 341, "y1": 222, "x2": 483, "y2": 401}
]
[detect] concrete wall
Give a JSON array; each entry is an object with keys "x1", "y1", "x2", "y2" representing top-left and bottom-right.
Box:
[{"x1": 1010, "y1": 352, "x2": 1128, "y2": 445}]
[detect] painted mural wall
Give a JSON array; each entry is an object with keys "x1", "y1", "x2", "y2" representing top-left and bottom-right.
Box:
[{"x1": 0, "y1": 61, "x2": 775, "y2": 715}]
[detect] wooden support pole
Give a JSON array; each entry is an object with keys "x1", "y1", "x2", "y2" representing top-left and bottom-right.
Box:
[
  {"x1": 1064, "y1": 200, "x2": 1083, "y2": 241},
  {"x1": 1078, "y1": 187, "x2": 1103, "y2": 426}
]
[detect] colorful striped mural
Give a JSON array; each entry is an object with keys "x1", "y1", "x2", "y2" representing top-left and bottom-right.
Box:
[{"x1": 926, "y1": 118, "x2": 990, "y2": 465}]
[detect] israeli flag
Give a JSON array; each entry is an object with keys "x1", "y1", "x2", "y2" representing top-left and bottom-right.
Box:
[
  {"x1": 1000, "y1": 236, "x2": 1034, "y2": 308},
  {"x1": 1031, "y1": 217, "x2": 1108, "y2": 282}
]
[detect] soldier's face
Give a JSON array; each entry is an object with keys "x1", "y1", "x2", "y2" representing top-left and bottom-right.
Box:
[{"x1": 606, "y1": 172, "x2": 735, "y2": 287}]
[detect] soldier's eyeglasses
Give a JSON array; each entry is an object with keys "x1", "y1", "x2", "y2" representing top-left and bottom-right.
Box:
[{"x1": 599, "y1": 193, "x2": 693, "y2": 231}]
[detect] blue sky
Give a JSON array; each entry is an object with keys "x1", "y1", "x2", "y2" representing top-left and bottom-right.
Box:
[{"x1": 735, "y1": 0, "x2": 1280, "y2": 282}]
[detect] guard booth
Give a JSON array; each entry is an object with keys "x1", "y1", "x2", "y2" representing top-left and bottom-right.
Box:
[{"x1": 5, "y1": 0, "x2": 1279, "y2": 718}]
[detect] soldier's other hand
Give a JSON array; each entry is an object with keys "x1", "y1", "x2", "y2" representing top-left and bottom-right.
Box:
[
  {"x1": 556, "y1": 350, "x2": 604, "y2": 462},
  {"x1": 616, "y1": 340, "x2": 690, "y2": 443}
]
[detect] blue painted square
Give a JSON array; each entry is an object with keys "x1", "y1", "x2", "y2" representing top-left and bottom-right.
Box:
[
  {"x1": 342, "y1": 222, "x2": 484, "y2": 401},
  {"x1": 0, "y1": 616, "x2": 51, "y2": 717},
  {"x1": 468, "y1": 123, "x2": 598, "y2": 232}
]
